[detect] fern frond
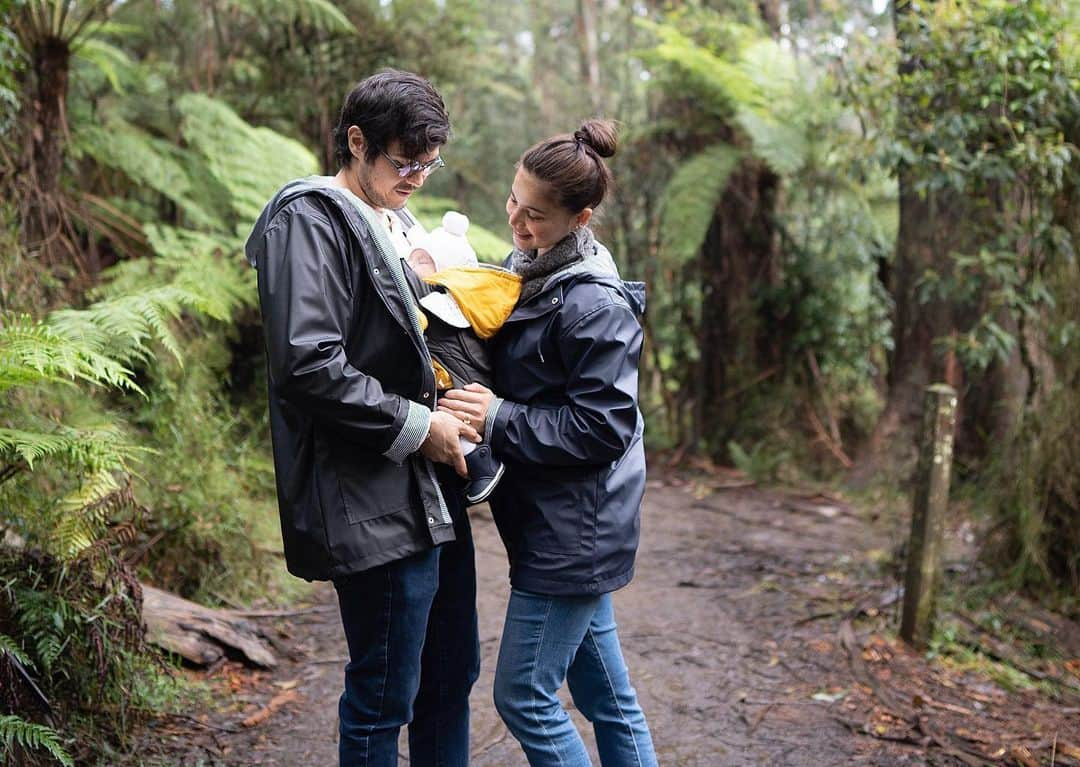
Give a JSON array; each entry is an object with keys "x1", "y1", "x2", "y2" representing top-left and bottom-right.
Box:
[
  {"x1": 658, "y1": 145, "x2": 742, "y2": 266},
  {"x1": 735, "y1": 109, "x2": 808, "y2": 176},
  {"x1": 0, "y1": 424, "x2": 141, "y2": 473},
  {"x1": 734, "y1": 38, "x2": 811, "y2": 175},
  {"x1": 0, "y1": 715, "x2": 73, "y2": 767},
  {"x1": 47, "y1": 286, "x2": 198, "y2": 365},
  {"x1": 143, "y1": 225, "x2": 255, "y2": 318},
  {"x1": 177, "y1": 93, "x2": 320, "y2": 225},
  {"x1": 74, "y1": 120, "x2": 222, "y2": 230},
  {"x1": 636, "y1": 20, "x2": 757, "y2": 117},
  {"x1": 72, "y1": 37, "x2": 138, "y2": 94},
  {"x1": 0, "y1": 315, "x2": 138, "y2": 394},
  {"x1": 222, "y1": 0, "x2": 356, "y2": 34},
  {"x1": 0, "y1": 633, "x2": 33, "y2": 669}
]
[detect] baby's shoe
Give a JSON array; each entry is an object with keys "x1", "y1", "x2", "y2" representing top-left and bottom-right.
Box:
[{"x1": 465, "y1": 444, "x2": 505, "y2": 506}]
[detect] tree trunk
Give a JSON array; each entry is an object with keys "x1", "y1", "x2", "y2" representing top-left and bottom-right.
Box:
[
  {"x1": 697, "y1": 158, "x2": 781, "y2": 455},
  {"x1": 757, "y1": 0, "x2": 782, "y2": 36},
  {"x1": 854, "y1": 173, "x2": 958, "y2": 480},
  {"x1": 575, "y1": 0, "x2": 602, "y2": 112},
  {"x1": 20, "y1": 36, "x2": 71, "y2": 268}
]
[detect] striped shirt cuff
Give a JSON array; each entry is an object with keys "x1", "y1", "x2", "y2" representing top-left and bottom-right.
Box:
[
  {"x1": 384, "y1": 400, "x2": 432, "y2": 465},
  {"x1": 484, "y1": 397, "x2": 505, "y2": 445}
]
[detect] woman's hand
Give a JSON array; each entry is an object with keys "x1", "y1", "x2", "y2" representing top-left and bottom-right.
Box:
[{"x1": 438, "y1": 383, "x2": 495, "y2": 440}]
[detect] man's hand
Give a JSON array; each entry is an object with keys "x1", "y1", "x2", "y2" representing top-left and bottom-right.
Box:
[
  {"x1": 438, "y1": 383, "x2": 496, "y2": 437},
  {"x1": 419, "y1": 410, "x2": 478, "y2": 478}
]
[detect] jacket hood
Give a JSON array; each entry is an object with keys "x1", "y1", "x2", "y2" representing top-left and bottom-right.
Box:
[
  {"x1": 245, "y1": 176, "x2": 350, "y2": 268},
  {"x1": 532, "y1": 228, "x2": 647, "y2": 315}
]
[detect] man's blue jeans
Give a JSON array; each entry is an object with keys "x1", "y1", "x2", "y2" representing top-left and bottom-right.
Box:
[
  {"x1": 493, "y1": 589, "x2": 658, "y2": 767},
  {"x1": 333, "y1": 512, "x2": 479, "y2": 767}
]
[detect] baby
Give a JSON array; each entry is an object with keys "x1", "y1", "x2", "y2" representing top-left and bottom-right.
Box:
[{"x1": 405, "y1": 212, "x2": 521, "y2": 506}]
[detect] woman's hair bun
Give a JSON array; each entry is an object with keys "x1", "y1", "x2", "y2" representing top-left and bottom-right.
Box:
[{"x1": 573, "y1": 119, "x2": 617, "y2": 159}]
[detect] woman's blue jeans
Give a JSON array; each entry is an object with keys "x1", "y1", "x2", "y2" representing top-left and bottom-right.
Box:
[
  {"x1": 493, "y1": 589, "x2": 658, "y2": 767},
  {"x1": 332, "y1": 511, "x2": 480, "y2": 767}
]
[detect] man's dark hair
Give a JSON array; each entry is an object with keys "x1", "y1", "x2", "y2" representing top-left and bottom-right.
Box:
[{"x1": 333, "y1": 69, "x2": 451, "y2": 168}]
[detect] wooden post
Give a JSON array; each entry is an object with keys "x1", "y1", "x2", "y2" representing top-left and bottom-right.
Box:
[{"x1": 900, "y1": 384, "x2": 958, "y2": 648}]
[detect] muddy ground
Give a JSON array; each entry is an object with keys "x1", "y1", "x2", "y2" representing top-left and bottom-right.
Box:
[{"x1": 138, "y1": 474, "x2": 1079, "y2": 766}]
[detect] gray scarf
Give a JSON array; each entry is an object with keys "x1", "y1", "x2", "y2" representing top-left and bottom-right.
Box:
[{"x1": 512, "y1": 228, "x2": 591, "y2": 304}]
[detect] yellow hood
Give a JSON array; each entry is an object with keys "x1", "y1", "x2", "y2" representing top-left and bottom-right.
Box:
[{"x1": 424, "y1": 266, "x2": 522, "y2": 339}]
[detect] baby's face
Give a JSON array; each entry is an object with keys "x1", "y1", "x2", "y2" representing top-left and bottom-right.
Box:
[{"x1": 407, "y1": 248, "x2": 437, "y2": 277}]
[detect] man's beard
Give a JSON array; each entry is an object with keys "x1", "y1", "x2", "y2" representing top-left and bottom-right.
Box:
[{"x1": 355, "y1": 166, "x2": 407, "y2": 210}]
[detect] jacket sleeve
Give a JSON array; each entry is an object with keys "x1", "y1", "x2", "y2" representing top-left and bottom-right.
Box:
[
  {"x1": 256, "y1": 202, "x2": 430, "y2": 462},
  {"x1": 489, "y1": 298, "x2": 642, "y2": 466}
]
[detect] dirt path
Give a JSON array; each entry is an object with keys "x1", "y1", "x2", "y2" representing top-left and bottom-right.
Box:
[{"x1": 141, "y1": 477, "x2": 1079, "y2": 766}]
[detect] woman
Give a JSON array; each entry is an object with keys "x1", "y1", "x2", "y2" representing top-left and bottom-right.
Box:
[{"x1": 439, "y1": 120, "x2": 657, "y2": 767}]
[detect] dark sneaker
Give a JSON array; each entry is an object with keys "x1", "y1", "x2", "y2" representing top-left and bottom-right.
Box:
[{"x1": 464, "y1": 444, "x2": 505, "y2": 506}]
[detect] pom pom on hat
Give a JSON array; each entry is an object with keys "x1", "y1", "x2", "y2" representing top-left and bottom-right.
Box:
[
  {"x1": 412, "y1": 211, "x2": 478, "y2": 272},
  {"x1": 441, "y1": 210, "x2": 469, "y2": 237}
]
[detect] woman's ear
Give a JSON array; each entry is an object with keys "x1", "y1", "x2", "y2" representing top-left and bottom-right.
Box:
[
  {"x1": 347, "y1": 125, "x2": 366, "y2": 161},
  {"x1": 575, "y1": 208, "x2": 593, "y2": 229}
]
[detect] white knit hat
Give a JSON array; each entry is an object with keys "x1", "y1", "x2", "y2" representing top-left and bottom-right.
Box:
[{"x1": 414, "y1": 211, "x2": 478, "y2": 272}]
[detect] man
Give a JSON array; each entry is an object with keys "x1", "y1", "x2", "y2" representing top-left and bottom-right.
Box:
[{"x1": 245, "y1": 69, "x2": 479, "y2": 767}]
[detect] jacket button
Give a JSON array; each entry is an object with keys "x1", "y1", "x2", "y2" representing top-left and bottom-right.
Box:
[
  {"x1": 373, "y1": 267, "x2": 380, "y2": 275},
  {"x1": 551, "y1": 297, "x2": 559, "y2": 304},
  {"x1": 428, "y1": 516, "x2": 436, "y2": 524},
  {"x1": 422, "y1": 392, "x2": 431, "y2": 399}
]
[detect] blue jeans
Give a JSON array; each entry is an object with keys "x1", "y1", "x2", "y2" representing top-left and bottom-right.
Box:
[
  {"x1": 493, "y1": 589, "x2": 657, "y2": 767},
  {"x1": 333, "y1": 510, "x2": 479, "y2": 767}
]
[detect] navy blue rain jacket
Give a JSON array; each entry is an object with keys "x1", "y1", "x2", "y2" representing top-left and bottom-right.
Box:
[{"x1": 487, "y1": 235, "x2": 647, "y2": 596}]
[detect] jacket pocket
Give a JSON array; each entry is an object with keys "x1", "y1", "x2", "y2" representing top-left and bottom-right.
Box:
[
  {"x1": 522, "y1": 468, "x2": 591, "y2": 554},
  {"x1": 317, "y1": 435, "x2": 413, "y2": 525}
]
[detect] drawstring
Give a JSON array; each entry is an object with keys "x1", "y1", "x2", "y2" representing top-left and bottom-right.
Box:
[{"x1": 537, "y1": 309, "x2": 559, "y2": 364}]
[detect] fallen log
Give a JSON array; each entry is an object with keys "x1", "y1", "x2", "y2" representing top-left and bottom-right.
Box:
[{"x1": 142, "y1": 585, "x2": 277, "y2": 669}]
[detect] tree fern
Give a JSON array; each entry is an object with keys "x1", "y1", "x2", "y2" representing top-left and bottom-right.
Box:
[{"x1": 0, "y1": 715, "x2": 73, "y2": 767}]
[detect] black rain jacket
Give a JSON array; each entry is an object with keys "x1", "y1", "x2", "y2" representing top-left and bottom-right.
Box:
[
  {"x1": 487, "y1": 233, "x2": 647, "y2": 596},
  {"x1": 245, "y1": 178, "x2": 456, "y2": 582}
]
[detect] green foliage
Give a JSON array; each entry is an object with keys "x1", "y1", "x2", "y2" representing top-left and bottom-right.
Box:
[
  {"x1": 0, "y1": 3, "x2": 20, "y2": 135},
  {"x1": 852, "y1": 0, "x2": 1079, "y2": 591},
  {"x1": 76, "y1": 119, "x2": 223, "y2": 230},
  {"x1": 0, "y1": 715, "x2": 73, "y2": 767},
  {"x1": 637, "y1": 5, "x2": 891, "y2": 455},
  {"x1": 985, "y1": 260, "x2": 1080, "y2": 594},
  {"x1": 0, "y1": 546, "x2": 149, "y2": 761},
  {"x1": 891, "y1": 0, "x2": 1078, "y2": 371},
  {"x1": 727, "y1": 439, "x2": 792, "y2": 483},
  {"x1": 176, "y1": 93, "x2": 320, "y2": 228},
  {"x1": 222, "y1": 0, "x2": 356, "y2": 34},
  {"x1": 658, "y1": 145, "x2": 741, "y2": 266},
  {"x1": 0, "y1": 314, "x2": 138, "y2": 393},
  {"x1": 639, "y1": 20, "x2": 759, "y2": 117},
  {"x1": 73, "y1": 37, "x2": 139, "y2": 95}
]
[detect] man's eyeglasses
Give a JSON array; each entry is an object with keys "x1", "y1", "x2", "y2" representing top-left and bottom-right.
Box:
[{"x1": 380, "y1": 149, "x2": 445, "y2": 178}]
